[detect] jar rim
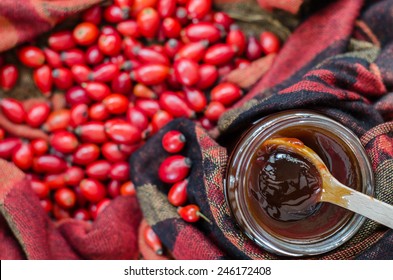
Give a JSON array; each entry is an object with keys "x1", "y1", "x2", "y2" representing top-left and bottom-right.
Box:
[{"x1": 224, "y1": 110, "x2": 374, "y2": 257}]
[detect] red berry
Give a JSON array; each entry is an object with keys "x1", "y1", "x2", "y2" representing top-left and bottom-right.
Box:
[
  {"x1": 54, "y1": 188, "x2": 76, "y2": 209},
  {"x1": 168, "y1": 178, "x2": 188, "y2": 206},
  {"x1": 76, "y1": 122, "x2": 107, "y2": 144},
  {"x1": 226, "y1": 26, "x2": 246, "y2": 56},
  {"x1": 184, "y1": 87, "x2": 207, "y2": 112},
  {"x1": 102, "y1": 142, "x2": 127, "y2": 162},
  {"x1": 246, "y1": 36, "x2": 263, "y2": 61},
  {"x1": 0, "y1": 64, "x2": 18, "y2": 91},
  {"x1": 31, "y1": 139, "x2": 49, "y2": 156},
  {"x1": 204, "y1": 43, "x2": 236, "y2": 65},
  {"x1": 104, "y1": 5, "x2": 129, "y2": 23},
  {"x1": 95, "y1": 198, "x2": 111, "y2": 216},
  {"x1": 0, "y1": 98, "x2": 26, "y2": 124},
  {"x1": 105, "y1": 122, "x2": 142, "y2": 145},
  {"x1": 65, "y1": 86, "x2": 91, "y2": 106},
  {"x1": 52, "y1": 203, "x2": 71, "y2": 220},
  {"x1": 86, "y1": 160, "x2": 112, "y2": 180},
  {"x1": 135, "y1": 99, "x2": 161, "y2": 118},
  {"x1": 71, "y1": 64, "x2": 93, "y2": 84},
  {"x1": 186, "y1": 0, "x2": 212, "y2": 19},
  {"x1": 178, "y1": 204, "x2": 202, "y2": 222},
  {"x1": 40, "y1": 199, "x2": 53, "y2": 213},
  {"x1": 150, "y1": 110, "x2": 173, "y2": 134},
  {"x1": 79, "y1": 178, "x2": 106, "y2": 203},
  {"x1": 260, "y1": 31, "x2": 281, "y2": 54},
  {"x1": 204, "y1": 101, "x2": 226, "y2": 122},
  {"x1": 48, "y1": 31, "x2": 76, "y2": 51},
  {"x1": 98, "y1": 32, "x2": 122, "y2": 56},
  {"x1": 131, "y1": 64, "x2": 170, "y2": 85},
  {"x1": 18, "y1": 46, "x2": 45, "y2": 68},
  {"x1": 42, "y1": 109, "x2": 71, "y2": 132},
  {"x1": 31, "y1": 179, "x2": 50, "y2": 199},
  {"x1": 158, "y1": 0, "x2": 176, "y2": 18},
  {"x1": 143, "y1": 225, "x2": 163, "y2": 255},
  {"x1": 103, "y1": 93, "x2": 129, "y2": 115},
  {"x1": 0, "y1": 138, "x2": 22, "y2": 159},
  {"x1": 33, "y1": 65, "x2": 53, "y2": 97},
  {"x1": 133, "y1": 83, "x2": 157, "y2": 99},
  {"x1": 52, "y1": 67, "x2": 74, "y2": 90},
  {"x1": 73, "y1": 208, "x2": 91, "y2": 221},
  {"x1": 70, "y1": 103, "x2": 89, "y2": 127},
  {"x1": 12, "y1": 143, "x2": 33, "y2": 170},
  {"x1": 175, "y1": 40, "x2": 208, "y2": 62},
  {"x1": 137, "y1": 8, "x2": 161, "y2": 39},
  {"x1": 158, "y1": 155, "x2": 191, "y2": 184},
  {"x1": 213, "y1": 12, "x2": 233, "y2": 30},
  {"x1": 26, "y1": 102, "x2": 51, "y2": 128},
  {"x1": 196, "y1": 64, "x2": 218, "y2": 90},
  {"x1": 85, "y1": 45, "x2": 104, "y2": 65},
  {"x1": 61, "y1": 49, "x2": 86, "y2": 67},
  {"x1": 70, "y1": 143, "x2": 100, "y2": 165},
  {"x1": 116, "y1": 20, "x2": 140, "y2": 37},
  {"x1": 210, "y1": 82, "x2": 242, "y2": 106},
  {"x1": 184, "y1": 22, "x2": 221, "y2": 43},
  {"x1": 164, "y1": 39, "x2": 183, "y2": 58},
  {"x1": 111, "y1": 72, "x2": 132, "y2": 94},
  {"x1": 89, "y1": 103, "x2": 110, "y2": 121},
  {"x1": 174, "y1": 59, "x2": 200, "y2": 86},
  {"x1": 32, "y1": 155, "x2": 67, "y2": 174},
  {"x1": 64, "y1": 166, "x2": 85, "y2": 186},
  {"x1": 162, "y1": 17, "x2": 182, "y2": 39},
  {"x1": 162, "y1": 130, "x2": 186, "y2": 153},
  {"x1": 44, "y1": 173, "x2": 66, "y2": 189},
  {"x1": 109, "y1": 162, "x2": 130, "y2": 181},
  {"x1": 126, "y1": 106, "x2": 149, "y2": 131},
  {"x1": 108, "y1": 180, "x2": 121, "y2": 198},
  {"x1": 43, "y1": 48, "x2": 62, "y2": 68},
  {"x1": 120, "y1": 181, "x2": 135, "y2": 196},
  {"x1": 134, "y1": 47, "x2": 170, "y2": 66},
  {"x1": 82, "y1": 81, "x2": 111, "y2": 101},
  {"x1": 159, "y1": 91, "x2": 195, "y2": 118},
  {"x1": 92, "y1": 63, "x2": 120, "y2": 83},
  {"x1": 50, "y1": 130, "x2": 79, "y2": 154},
  {"x1": 82, "y1": 5, "x2": 102, "y2": 25}
]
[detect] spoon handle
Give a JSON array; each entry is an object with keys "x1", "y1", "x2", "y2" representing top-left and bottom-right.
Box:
[{"x1": 321, "y1": 178, "x2": 393, "y2": 229}]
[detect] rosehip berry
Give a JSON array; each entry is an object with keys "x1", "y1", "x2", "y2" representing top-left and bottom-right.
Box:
[
  {"x1": 92, "y1": 63, "x2": 120, "y2": 83},
  {"x1": 111, "y1": 72, "x2": 132, "y2": 94},
  {"x1": 158, "y1": 155, "x2": 191, "y2": 184},
  {"x1": 137, "y1": 8, "x2": 160, "y2": 38},
  {"x1": 102, "y1": 142, "x2": 128, "y2": 162},
  {"x1": 210, "y1": 82, "x2": 242, "y2": 106},
  {"x1": 150, "y1": 110, "x2": 173, "y2": 135},
  {"x1": 226, "y1": 26, "x2": 246, "y2": 56},
  {"x1": 116, "y1": 20, "x2": 140, "y2": 37},
  {"x1": 0, "y1": 64, "x2": 18, "y2": 91},
  {"x1": 52, "y1": 68, "x2": 74, "y2": 90},
  {"x1": 184, "y1": 87, "x2": 207, "y2": 112},
  {"x1": 204, "y1": 101, "x2": 226, "y2": 122},
  {"x1": 98, "y1": 32, "x2": 122, "y2": 56},
  {"x1": 42, "y1": 109, "x2": 71, "y2": 132},
  {"x1": 104, "y1": 5, "x2": 128, "y2": 23},
  {"x1": 85, "y1": 45, "x2": 104, "y2": 65},
  {"x1": 12, "y1": 143, "x2": 33, "y2": 171},
  {"x1": 177, "y1": 204, "x2": 210, "y2": 223},
  {"x1": 120, "y1": 181, "x2": 135, "y2": 196},
  {"x1": 89, "y1": 103, "x2": 110, "y2": 121},
  {"x1": 31, "y1": 179, "x2": 50, "y2": 199},
  {"x1": 168, "y1": 178, "x2": 188, "y2": 206},
  {"x1": 133, "y1": 47, "x2": 171, "y2": 66},
  {"x1": 76, "y1": 122, "x2": 107, "y2": 144},
  {"x1": 126, "y1": 106, "x2": 149, "y2": 131},
  {"x1": 133, "y1": 83, "x2": 157, "y2": 99},
  {"x1": 44, "y1": 173, "x2": 66, "y2": 189},
  {"x1": 18, "y1": 46, "x2": 45, "y2": 68},
  {"x1": 143, "y1": 225, "x2": 163, "y2": 255},
  {"x1": 73, "y1": 209, "x2": 91, "y2": 221},
  {"x1": 196, "y1": 64, "x2": 218, "y2": 90},
  {"x1": 174, "y1": 59, "x2": 200, "y2": 86},
  {"x1": 131, "y1": 64, "x2": 170, "y2": 85},
  {"x1": 105, "y1": 122, "x2": 142, "y2": 145},
  {"x1": 95, "y1": 198, "x2": 111, "y2": 216},
  {"x1": 65, "y1": 86, "x2": 91, "y2": 106},
  {"x1": 213, "y1": 12, "x2": 233, "y2": 30},
  {"x1": 103, "y1": 93, "x2": 129, "y2": 115},
  {"x1": 175, "y1": 40, "x2": 208, "y2": 62},
  {"x1": 108, "y1": 180, "x2": 121, "y2": 198},
  {"x1": 86, "y1": 160, "x2": 112, "y2": 181},
  {"x1": 52, "y1": 203, "x2": 71, "y2": 220},
  {"x1": 71, "y1": 64, "x2": 93, "y2": 83},
  {"x1": 70, "y1": 103, "x2": 89, "y2": 127},
  {"x1": 48, "y1": 31, "x2": 76, "y2": 51},
  {"x1": 26, "y1": 102, "x2": 51, "y2": 128},
  {"x1": 163, "y1": 130, "x2": 186, "y2": 155},
  {"x1": 162, "y1": 17, "x2": 182, "y2": 39},
  {"x1": 132, "y1": 0, "x2": 157, "y2": 16},
  {"x1": 0, "y1": 128, "x2": 4, "y2": 141},
  {"x1": 82, "y1": 81, "x2": 111, "y2": 101},
  {"x1": 109, "y1": 162, "x2": 130, "y2": 181},
  {"x1": 246, "y1": 36, "x2": 263, "y2": 61},
  {"x1": 64, "y1": 166, "x2": 85, "y2": 186},
  {"x1": 70, "y1": 143, "x2": 100, "y2": 165},
  {"x1": 43, "y1": 48, "x2": 62, "y2": 68},
  {"x1": 157, "y1": 0, "x2": 176, "y2": 18},
  {"x1": 32, "y1": 155, "x2": 67, "y2": 174},
  {"x1": 40, "y1": 199, "x2": 53, "y2": 213},
  {"x1": 60, "y1": 49, "x2": 86, "y2": 67},
  {"x1": 183, "y1": 22, "x2": 221, "y2": 43},
  {"x1": 79, "y1": 178, "x2": 106, "y2": 203},
  {"x1": 186, "y1": 0, "x2": 212, "y2": 19},
  {"x1": 54, "y1": 188, "x2": 76, "y2": 209},
  {"x1": 0, "y1": 98, "x2": 26, "y2": 124},
  {"x1": 164, "y1": 39, "x2": 183, "y2": 58},
  {"x1": 159, "y1": 91, "x2": 195, "y2": 118},
  {"x1": 204, "y1": 43, "x2": 236, "y2": 65},
  {"x1": 50, "y1": 130, "x2": 79, "y2": 154},
  {"x1": 33, "y1": 65, "x2": 53, "y2": 97},
  {"x1": 82, "y1": 5, "x2": 102, "y2": 25},
  {"x1": 260, "y1": 31, "x2": 281, "y2": 54},
  {"x1": 31, "y1": 139, "x2": 49, "y2": 156},
  {"x1": 0, "y1": 138, "x2": 22, "y2": 159}
]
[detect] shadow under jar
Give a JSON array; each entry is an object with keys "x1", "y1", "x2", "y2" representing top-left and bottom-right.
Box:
[{"x1": 224, "y1": 110, "x2": 374, "y2": 257}]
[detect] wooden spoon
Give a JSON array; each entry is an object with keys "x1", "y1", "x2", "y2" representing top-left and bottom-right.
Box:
[{"x1": 261, "y1": 137, "x2": 393, "y2": 229}]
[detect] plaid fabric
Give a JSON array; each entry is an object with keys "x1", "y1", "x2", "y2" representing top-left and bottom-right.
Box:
[{"x1": 131, "y1": 0, "x2": 393, "y2": 259}]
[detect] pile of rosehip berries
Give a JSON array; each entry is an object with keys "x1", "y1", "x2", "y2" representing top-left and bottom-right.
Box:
[{"x1": 0, "y1": 0, "x2": 281, "y2": 223}]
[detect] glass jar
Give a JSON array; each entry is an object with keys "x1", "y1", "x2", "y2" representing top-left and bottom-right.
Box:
[{"x1": 224, "y1": 110, "x2": 374, "y2": 257}]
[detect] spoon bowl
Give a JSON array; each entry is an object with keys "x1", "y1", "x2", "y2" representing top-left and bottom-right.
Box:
[{"x1": 261, "y1": 137, "x2": 393, "y2": 229}]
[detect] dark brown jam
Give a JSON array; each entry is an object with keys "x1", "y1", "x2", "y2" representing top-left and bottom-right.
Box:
[
  {"x1": 246, "y1": 126, "x2": 361, "y2": 241},
  {"x1": 255, "y1": 144, "x2": 322, "y2": 222}
]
